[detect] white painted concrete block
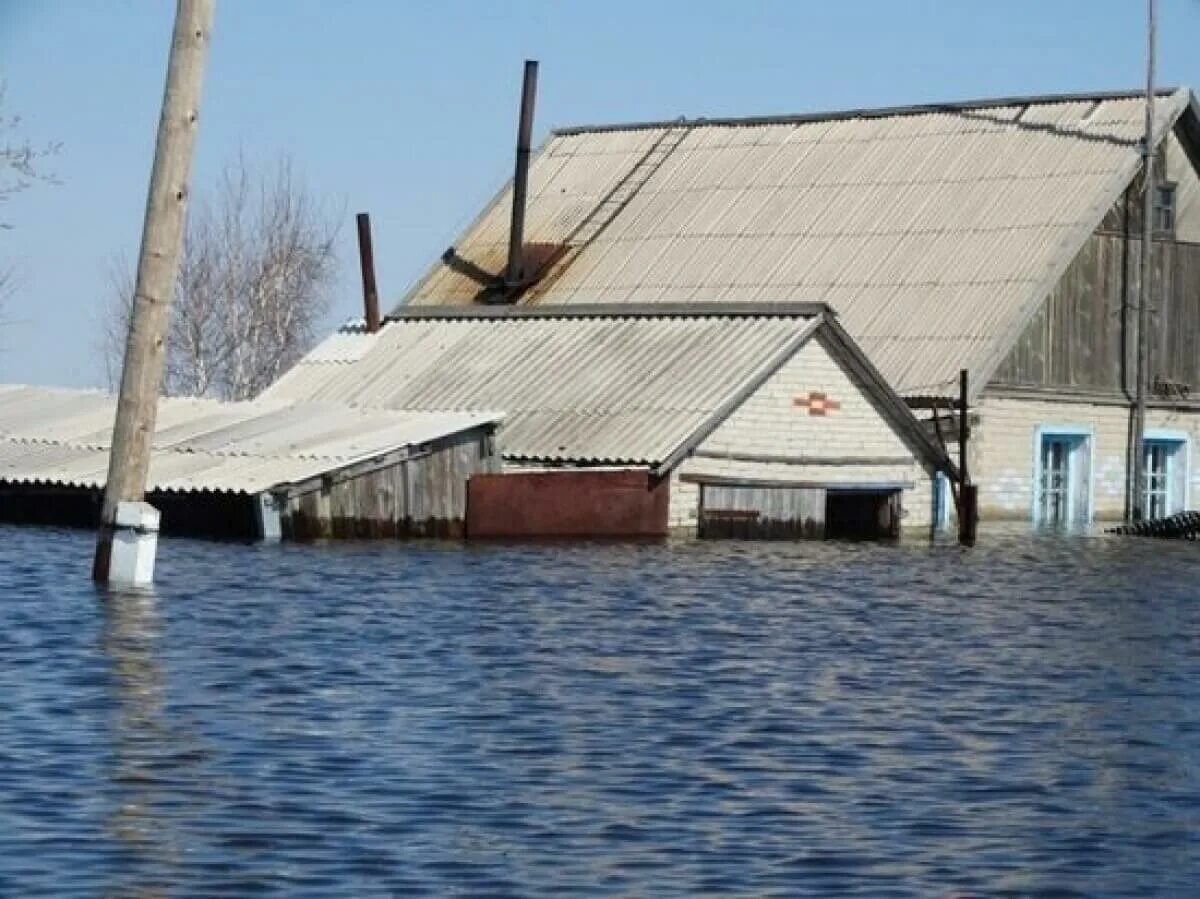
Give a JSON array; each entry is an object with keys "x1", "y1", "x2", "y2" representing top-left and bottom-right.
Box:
[
  {"x1": 109, "y1": 501, "x2": 160, "y2": 587},
  {"x1": 255, "y1": 492, "x2": 282, "y2": 542}
]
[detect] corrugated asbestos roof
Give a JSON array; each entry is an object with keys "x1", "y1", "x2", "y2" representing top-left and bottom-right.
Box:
[
  {"x1": 263, "y1": 307, "x2": 823, "y2": 466},
  {"x1": 0, "y1": 385, "x2": 498, "y2": 495},
  {"x1": 398, "y1": 88, "x2": 1196, "y2": 396}
]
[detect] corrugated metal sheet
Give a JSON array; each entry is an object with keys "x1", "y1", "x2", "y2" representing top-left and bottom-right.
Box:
[
  {"x1": 263, "y1": 310, "x2": 819, "y2": 465},
  {"x1": 0, "y1": 385, "x2": 499, "y2": 494},
  {"x1": 398, "y1": 89, "x2": 1193, "y2": 396}
]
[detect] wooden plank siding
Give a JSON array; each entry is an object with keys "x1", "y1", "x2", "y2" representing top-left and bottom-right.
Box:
[
  {"x1": 990, "y1": 230, "x2": 1200, "y2": 396},
  {"x1": 281, "y1": 428, "x2": 500, "y2": 540},
  {"x1": 698, "y1": 484, "x2": 826, "y2": 539}
]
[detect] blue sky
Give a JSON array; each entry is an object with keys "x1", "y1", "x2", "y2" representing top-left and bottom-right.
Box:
[{"x1": 2, "y1": 0, "x2": 1199, "y2": 388}]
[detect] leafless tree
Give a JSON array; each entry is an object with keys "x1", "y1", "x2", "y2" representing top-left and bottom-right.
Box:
[
  {"x1": 1, "y1": 82, "x2": 61, "y2": 300},
  {"x1": 104, "y1": 156, "x2": 339, "y2": 400}
]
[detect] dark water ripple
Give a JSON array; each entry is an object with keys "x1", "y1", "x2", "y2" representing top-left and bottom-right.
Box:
[{"x1": 1, "y1": 525, "x2": 1198, "y2": 896}]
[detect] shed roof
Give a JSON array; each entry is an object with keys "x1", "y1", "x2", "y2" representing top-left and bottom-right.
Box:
[
  {"x1": 264, "y1": 305, "x2": 950, "y2": 475},
  {"x1": 0, "y1": 385, "x2": 498, "y2": 495},
  {"x1": 399, "y1": 88, "x2": 1198, "y2": 397}
]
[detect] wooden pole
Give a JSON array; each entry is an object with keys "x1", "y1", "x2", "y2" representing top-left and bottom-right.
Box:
[
  {"x1": 356, "y1": 213, "x2": 381, "y2": 333},
  {"x1": 958, "y1": 368, "x2": 977, "y2": 546},
  {"x1": 958, "y1": 370, "x2": 969, "y2": 487},
  {"x1": 93, "y1": 0, "x2": 215, "y2": 582}
]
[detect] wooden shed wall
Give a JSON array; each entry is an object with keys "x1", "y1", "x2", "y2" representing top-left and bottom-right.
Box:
[
  {"x1": 282, "y1": 428, "x2": 500, "y2": 539},
  {"x1": 698, "y1": 483, "x2": 826, "y2": 539}
]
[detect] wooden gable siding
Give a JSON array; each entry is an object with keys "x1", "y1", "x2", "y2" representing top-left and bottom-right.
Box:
[
  {"x1": 991, "y1": 129, "x2": 1200, "y2": 396},
  {"x1": 990, "y1": 232, "x2": 1200, "y2": 393}
]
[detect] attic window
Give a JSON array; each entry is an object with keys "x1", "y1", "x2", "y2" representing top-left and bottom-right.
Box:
[{"x1": 1154, "y1": 182, "x2": 1176, "y2": 235}]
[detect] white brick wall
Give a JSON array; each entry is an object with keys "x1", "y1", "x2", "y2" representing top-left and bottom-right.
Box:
[
  {"x1": 670, "y1": 338, "x2": 935, "y2": 532},
  {"x1": 976, "y1": 394, "x2": 1200, "y2": 521}
]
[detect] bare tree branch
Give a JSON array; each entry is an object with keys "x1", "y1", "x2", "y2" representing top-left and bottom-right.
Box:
[
  {"x1": 0, "y1": 81, "x2": 61, "y2": 302},
  {"x1": 104, "y1": 155, "x2": 339, "y2": 400}
]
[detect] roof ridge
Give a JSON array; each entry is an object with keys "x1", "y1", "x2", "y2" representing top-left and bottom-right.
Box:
[
  {"x1": 389, "y1": 302, "x2": 831, "y2": 321},
  {"x1": 552, "y1": 86, "x2": 1186, "y2": 136}
]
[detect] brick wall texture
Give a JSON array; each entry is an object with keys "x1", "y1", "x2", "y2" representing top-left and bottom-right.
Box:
[
  {"x1": 976, "y1": 395, "x2": 1200, "y2": 521},
  {"x1": 670, "y1": 338, "x2": 934, "y2": 531}
]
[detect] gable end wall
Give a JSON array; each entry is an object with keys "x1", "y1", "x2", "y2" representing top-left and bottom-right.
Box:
[
  {"x1": 991, "y1": 128, "x2": 1200, "y2": 394},
  {"x1": 669, "y1": 338, "x2": 933, "y2": 531}
]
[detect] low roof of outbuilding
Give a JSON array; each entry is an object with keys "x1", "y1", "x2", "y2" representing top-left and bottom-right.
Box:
[
  {"x1": 264, "y1": 304, "x2": 952, "y2": 476},
  {"x1": 0, "y1": 385, "x2": 499, "y2": 495}
]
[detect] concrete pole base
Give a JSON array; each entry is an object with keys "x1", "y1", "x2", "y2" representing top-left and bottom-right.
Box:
[{"x1": 102, "y1": 501, "x2": 161, "y2": 587}]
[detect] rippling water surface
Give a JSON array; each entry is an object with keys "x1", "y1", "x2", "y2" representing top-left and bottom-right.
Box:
[{"x1": 2, "y1": 524, "x2": 1198, "y2": 896}]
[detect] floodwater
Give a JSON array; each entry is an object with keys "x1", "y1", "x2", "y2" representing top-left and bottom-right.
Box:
[{"x1": 1, "y1": 525, "x2": 1197, "y2": 897}]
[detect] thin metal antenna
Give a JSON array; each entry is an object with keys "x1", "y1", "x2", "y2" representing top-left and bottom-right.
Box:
[{"x1": 1132, "y1": 0, "x2": 1156, "y2": 521}]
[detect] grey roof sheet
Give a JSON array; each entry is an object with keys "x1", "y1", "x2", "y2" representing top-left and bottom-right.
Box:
[
  {"x1": 399, "y1": 88, "x2": 1194, "y2": 396},
  {"x1": 263, "y1": 308, "x2": 821, "y2": 465},
  {"x1": 0, "y1": 385, "x2": 498, "y2": 494}
]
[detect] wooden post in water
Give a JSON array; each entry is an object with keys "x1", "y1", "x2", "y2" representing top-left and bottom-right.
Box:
[
  {"x1": 958, "y1": 368, "x2": 978, "y2": 546},
  {"x1": 93, "y1": 0, "x2": 215, "y2": 584}
]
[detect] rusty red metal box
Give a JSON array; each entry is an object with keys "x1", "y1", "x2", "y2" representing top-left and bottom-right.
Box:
[{"x1": 467, "y1": 469, "x2": 669, "y2": 539}]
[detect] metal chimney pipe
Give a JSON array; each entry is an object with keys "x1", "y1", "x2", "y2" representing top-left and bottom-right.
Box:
[
  {"x1": 356, "y1": 212, "x2": 381, "y2": 333},
  {"x1": 504, "y1": 60, "x2": 539, "y2": 289}
]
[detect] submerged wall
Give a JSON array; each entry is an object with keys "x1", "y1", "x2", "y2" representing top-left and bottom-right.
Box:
[
  {"x1": 468, "y1": 469, "x2": 669, "y2": 538},
  {"x1": 668, "y1": 338, "x2": 935, "y2": 534},
  {"x1": 282, "y1": 428, "x2": 500, "y2": 539},
  {"x1": 0, "y1": 486, "x2": 261, "y2": 540}
]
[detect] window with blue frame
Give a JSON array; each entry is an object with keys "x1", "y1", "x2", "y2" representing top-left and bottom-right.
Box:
[
  {"x1": 1142, "y1": 434, "x2": 1189, "y2": 518},
  {"x1": 1035, "y1": 428, "x2": 1092, "y2": 525}
]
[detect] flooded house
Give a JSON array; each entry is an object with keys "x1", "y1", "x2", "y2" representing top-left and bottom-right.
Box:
[
  {"x1": 391, "y1": 86, "x2": 1200, "y2": 528},
  {"x1": 263, "y1": 305, "x2": 952, "y2": 539}
]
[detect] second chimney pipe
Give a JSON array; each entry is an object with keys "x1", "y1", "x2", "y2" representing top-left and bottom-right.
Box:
[
  {"x1": 356, "y1": 212, "x2": 381, "y2": 333},
  {"x1": 505, "y1": 60, "x2": 539, "y2": 289}
]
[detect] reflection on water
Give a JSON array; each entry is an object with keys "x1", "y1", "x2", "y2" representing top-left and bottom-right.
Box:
[
  {"x1": 0, "y1": 525, "x2": 1197, "y2": 896},
  {"x1": 102, "y1": 589, "x2": 183, "y2": 898}
]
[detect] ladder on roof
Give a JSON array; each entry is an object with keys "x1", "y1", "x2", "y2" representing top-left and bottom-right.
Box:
[
  {"x1": 521, "y1": 123, "x2": 691, "y2": 299},
  {"x1": 563, "y1": 124, "x2": 692, "y2": 251}
]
